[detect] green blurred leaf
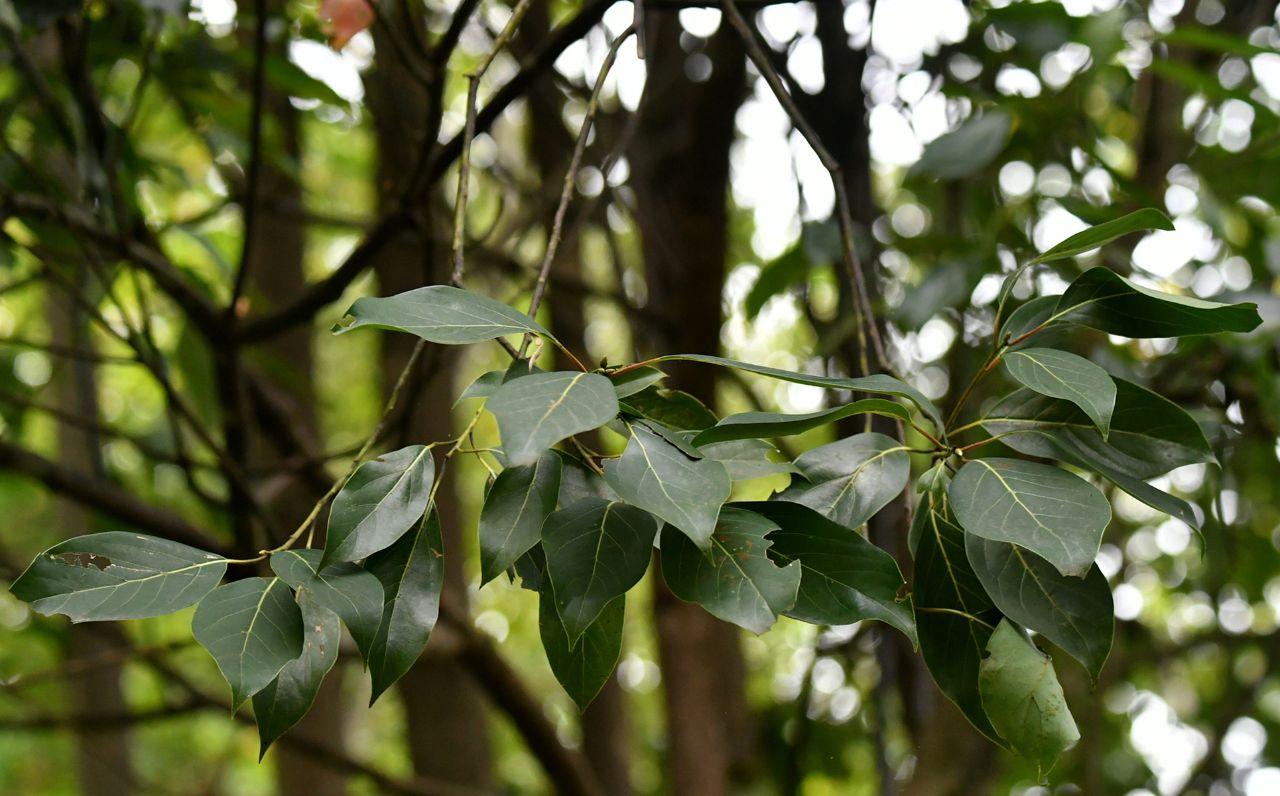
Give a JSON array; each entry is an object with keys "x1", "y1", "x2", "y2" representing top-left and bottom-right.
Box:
[
  {"x1": 1002, "y1": 348, "x2": 1115, "y2": 437},
  {"x1": 778, "y1": 432, "x2": 911, "y2": 530},
  {"x1": 192, "y1": 578, "x2": 304, "y2": 708},
  {"x1": 269, "y1": 549, "x2": 384, "y2": 666},
  {"x1": 253, "y1": 592, "x2": 340, "y2": 758},
  {"x1": 11, "y1": 533, "x2": 226, "y2": 622},
  {"x1": 479, "y1": 451, "x2": 562, "y2": 584},
  {"x1": 335, "y1": 285, "x2": 554, "y2": 345},
  {"x1": 745, "y1": 244, "x2": 809, "y2": 320},
  {"x1": 487, "y1": 371, "x2": 618, "y2": 466},
  {"x1": 539, "y1": 590, "x2": 624, "y2": 712},
  {"x1": 323, "y1": 445, "x2": 435, "y2": 566},
  {"x1": 910, "y1": 111, "x2": 1013, "y2": 180}
]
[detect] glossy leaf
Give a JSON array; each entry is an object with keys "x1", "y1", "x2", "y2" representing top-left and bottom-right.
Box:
[
  {"x1": 650, "y1": 353, "x2": 944, "y2": 430},
  {"x1": 619, "y1": 387, "x2": 718, "y2": 430},
  {"x1": 363, "y1": 510, "x2": 444, "y2": 704},
  {"x1": 979, "y1": 621, "x2": 1080, "y2": 779},
  {"x1": 609, "y1": 366, "x2": 666, "y2": 399},
  {"x1": 1031, "y1": 208, "x2": 1173, "y2": 264},
  {"x1": 487, "y1": 371, "x2": 619, "y2": 466},
  {"x1": 269, "y1": 549, "x2": 384, "y2": 665},
  {"x1": 1001, "y1": 295, "x2": 1060, "y2": 343},
  {"x1": 778, "y1": 432, "x2": 911, "y2": 530},
  {"x1": 539, "y1": 590, "x2": 624, "y2": 712},
  {"x1": 11, "y1": 532, "x2": 225, "y2": 622},
  {"x1": 966, "y1": 536, "x2": 1113, "y2": 681},
  {"x1": 253, "y1": 592, "x2": 340, "y2": 758},
  {"x1": 478, "y1": 451, "x2": 562, "y2": 584},
  {"x1": 949, "y1": 457, "x2": 1110, "y2": 577},
  {"x1": 910, "y1": 110, "x2": 1012, "y2": 179},
  {"x1": 913, "y1": 492, "x2": 1004, "y2": 743},
  {"x1": 745, "y1": 501, "x2": 915, "y2": 643},
  {"x1": 698, "y1": 438, "x2": 800, "y2": 480},
  {"x1": 660, "y1": 507, "x2": 801, "y2": 634},
  {"x1": 692, "y1": 399, "x2": 910, "y2": 446},
  {"x1": 1055, "y1": 267, "x2": 1262, "y2": 338},
  {"x1": 982, "y1": 381, "x2": 1213, "y2": 479},
  {"x1": 335, "y1": 285, "x2": 553, "y2": 344},
  {"x1": 192, "y1": 578, "x2": 304, "y2": 708},
  {"x1": 1002, "y1": 347, "x2": 1115, "y2": 437},
  {"x1": 543, "y1": 498, "x2": 657, "y2": 641},
  {"x1": 323, "y1": 445, "x2": 434, "y2": 566},
  {"x1": 604, "y1": 424, "x2": 731, "y2": 549}
]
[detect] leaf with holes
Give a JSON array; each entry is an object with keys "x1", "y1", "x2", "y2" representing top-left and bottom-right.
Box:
[
  {"x1": 777, "y1": 432, "x2": 911, "y2": 530},
  {"x1": 253, "y1": 592, "x2": 340, "y2": 758},
  {"x1": 965, "y1": 535, "x2": 1113, "y2": 681},
  {"x1": 660, "y1": 507, "x2": 800, "y2": 634},
  {"x1": 479, "y1": 451, "x2": 562, "y2": 584},
  {"x1": 363, "y1": 510, "x2": 444, "y2": 704},
  {"x1": 949, "y1": 458, "x2": 1110, "y2": 578},
  {"x1": 269, "y1": 549, "x2": 384, "y2": 666},
  {"x1": 192, "y1": 578, "x2": 304, "y2": 708},
  {"x1": 1002, "y1": 348, "x2": 1115, "y2": 438},
  {"x1": 487, "y1": 371, "x2": 619, "y2": 467},
  {"x1": 979, "y1": 621, "x2": 1080, "y2": 779},
  {"x1": 543, "y1": 498, "x2": 657, "y2": 642},
  {"x1": 323, "y1": 445, "x2": 434, "y2": 566},
  {"x1": 539, "y1": 590, "x2": 624, "y2": 712},
  {"x1": 744, "y1": 501, "x2": 915, "y2": 644},
  {"x1": 11, "y1": 532, "x2": 226, "y2": 622},
  {"x1": 692, "y1": 399, "x2": 910, "y2": 446},
  {"x1": 335, "y1": 285, "x2": 554, "y2": 345}
]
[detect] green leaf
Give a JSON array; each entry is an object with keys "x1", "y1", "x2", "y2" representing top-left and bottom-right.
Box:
[
  {"x1": 539, "y1": 590, "x2": 624, "y2": 712},
  {"x1": 965, "y1": 536, "x2": 1113, "y2": 681},
  {"x1": 1055, "y1": 267, "x2": 1262, "y2": 338},
  {"x1": 10, "y1": 533, "x2": 226, "y2": 622},
  {"x1": 778, "y1": 433, "x2": 911, "y2": 530},
  {"x1": 252, "y1": 592, "x2": 341, "y2": 759},
  {"x1": 979, "y1": 621, "x2": 1080, "y2": 779},
  {"x1": 543, "y1": 498, "x2": 657, "y2": 642},
  {"x1": 910, "y1": 110, "x2": 1012, "y2": 180},
  {"x1": 604, "y1": 424, "x2": 731, "y2": 549},
  {"x1": 698, "y1": 438, "x2": 800, "y2": 480},
  {"x1": 555, "y1": 451, "x2": 616, "y2": 506},
  {"x1": 269, "y1": 550, "x2": 384, "y2": 666},
  {"x1": 949, "y1": 458, "x2": 1111, "y2": 578},
  {"x1": 912, "y1": 492, "x2": 1004, "y2": 743},
  {"x1": 487, "y1": 371, "x2": 619, "y2": 467},
  {"x1": 1031, "y1": 208, "x2": 1173, "y2": 264},
  {"x1": 651, "y1": 354, "x2": 944, "y2": 431},
  {"x1": 660, "y1": 507, "x2": 801, "y2": 634},
  {"x1": 619, "y1": 387, "x2": 718, "y2": 430},
  {"x1": 457, "y1": 369, "x2": 505, "y2": 402},
  {"x1": 323, "y1": 445, "x2": 435, "y2": 566},
  {"x1": 608, "y1": 366, "x2": 666, "y2": 399},
  {"x1": 478, "y1": 451, "x2": 562, "y2": 584},
  {"x1": 1001, "y1": 295, "x2": 1060, "y2": 343},
  {"x1": 692, "y1": 399, "x2": 910, "y2": 446},
  {"x1": 192, "y1": 578, "x2": 305, "y2": 709},
  {"x1": 743, "y1": 501, "x2": 915, "y2": 643},
  {"x1": 363, "y1": 510, "x2": 444, "y2": 704},
  {"x1": 335, "y1": 285, "x2": 554, "y2": 345},
  {"x1": 745, "y1": 243, "x2": 810, "y2": 320},
  {"x1": 982, "y1": 380, "x2": 1213, "y2": 479},
  {"x1": 1002, "y1": 348, "x2": 1115, "y2": 438}
]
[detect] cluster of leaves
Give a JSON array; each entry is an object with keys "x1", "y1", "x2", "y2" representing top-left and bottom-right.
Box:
[{"x1": 8, "y1": 211, "x2": 1261, "y2": 774}]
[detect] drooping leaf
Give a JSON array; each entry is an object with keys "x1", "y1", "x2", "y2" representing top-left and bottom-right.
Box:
[
  {"x1": 323, "y1": 445, "x2": 435, "y2": 566},
  {"x1": 604, "y1": 424, "x2": 731, "y2": 549},
  {"x1": 363, "y1": 510, "x2": 444, "y2": 704},
  {"x1": 910, "y1": 110, "x2": 1013, "y2": 179},
  {"x1": 1031, "y1": 208, "x2": 1173, "y2": 264},
  {"x1": 692, "y1": 399, "x2": 910, "y2": 446},
  {"x1": 618, "y1": 387, "x2": 718, "y2": 430},
  {"x1": 965, "y1": 536, "x2": 1113, "y2": 681},
  {"x1": 912, "y1": 492, "x2": 1004, "y2": 743},
  {"x1": 542, "y1": 498, "x2": 657, "y2": 642},
  {"x1": 192, "y1": 578, "x2": 305, "y2": 708},
  {"x1": 10, "y1": 533, "x2": 226, "y2": 622},
  {"x1": 478, "y1": 451, "x2": 562, "y2": 584},
  {"x1": 744, "y1": 501, "x2": 915, "y2": 643},
  {"x1": 982, "y1": 381, "x2": 1213, "y2": 479},
  {"x1": 778, "y1": 432, "x2": 911, "y2": 530},
  {"x1": 1055, "y1": 267, "x2": 1262, "y2": 338},
  {"x1": 660, "y1": 507, "x2": 801, "y2": 634},
  {"x1": 253, "y1": 592, "x2": 341, "y2": 758},
  {"x1": 979, "y1": 621, "x2": 1081, "y2": 779},
  {"x1": 608, "y1": 366, "x2": 666, "y2": 399},
  {"x1": 486, "y1": 371, "x2": 619, "y2": 467},
  {"x1": 539, "y1": 590, "x2": 624, "y2": 712},
  {"x1": 698, "y1": 438, "x2": 800, "y2": 480},
  {"x1": 650, "y1": 353, "x2": 944, "y2": 431},
  {"x1": 335, "y1": 285, "x2": 554, "y2": 345},
  {"x1": 949, "y1": 458, "x2": 1110, "y2": 578},
  {"x1": 269, "y1": 550, "x2": 384, "y2": 665},
  {"x1": 1002, "y1": 348, "x2": 1115, "y2": 438}
]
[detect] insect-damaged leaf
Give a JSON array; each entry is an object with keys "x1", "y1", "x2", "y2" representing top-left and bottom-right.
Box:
[
  {"x1": 487, "y1": 371, "x2": 619, "y2": 467},
  {"x1": 11, "y1": 532, "x2": 226, "y2": 622},
  {"x1": 253, "y1": 592, "x2": 340, "y2": 758},
  {"x1": 270, "y1": 549, "x2": 384, "y2": 666},
  {"x1": 323, "y1": 445, "x2": 435, "y2": 566},
  {"x1": 192, "y1": 577, "x2": 304, "y2": 709}
]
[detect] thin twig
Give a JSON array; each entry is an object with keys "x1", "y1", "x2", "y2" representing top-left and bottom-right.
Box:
[{"x1": 229, "y1": 0, "x2": 270, "y2": 311}]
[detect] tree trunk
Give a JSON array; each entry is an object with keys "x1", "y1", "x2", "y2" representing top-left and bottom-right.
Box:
[{"x1": 629, "y1": 15, "x2": 750, "y2": 796}]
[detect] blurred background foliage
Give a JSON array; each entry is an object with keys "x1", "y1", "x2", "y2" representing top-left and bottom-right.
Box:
[{"x1": 1, "y1": 0, "x2": 1279, "y2": 794}]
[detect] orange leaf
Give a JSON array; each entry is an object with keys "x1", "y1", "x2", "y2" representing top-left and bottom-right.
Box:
[{"x1": 319, "y1": 0, "x2": 374, "y2": 51}]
